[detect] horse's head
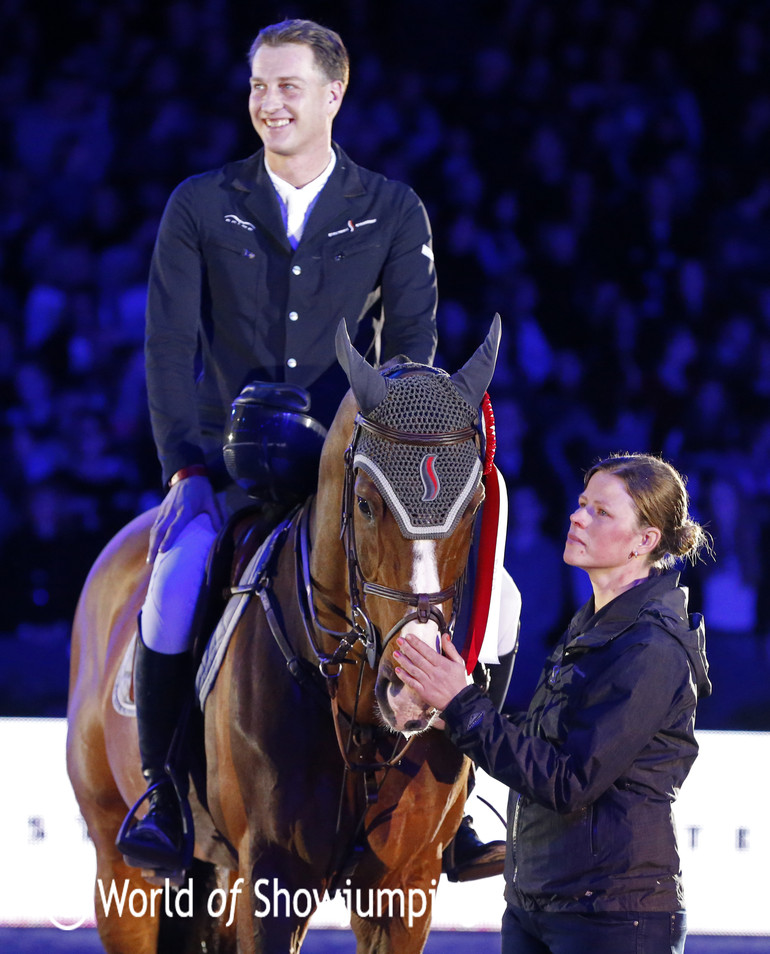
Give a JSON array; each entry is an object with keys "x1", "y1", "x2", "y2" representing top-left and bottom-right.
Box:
[{"x1": 318, "y1": 316, "x2": 500, "y2": 735}]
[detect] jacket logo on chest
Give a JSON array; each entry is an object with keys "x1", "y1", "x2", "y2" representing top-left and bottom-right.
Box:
[
  {"x1": 224, "y1": 214, "x2": 256, "y2": 232},
  {"x1": 328, "y1": 218, "x2": 377, "y2": 238}
]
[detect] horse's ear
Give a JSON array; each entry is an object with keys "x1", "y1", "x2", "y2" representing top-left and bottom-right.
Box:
[
  {"x1": 450, "y1": 314, "x2": 502, "y2": 407},
  {"x1": 335, "y1": 319, "x2": 388, "y2": 413}
]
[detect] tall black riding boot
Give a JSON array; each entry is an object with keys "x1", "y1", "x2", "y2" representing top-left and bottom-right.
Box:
[{"x1": 116, "y1": 634, "x2": 191, "y2": 872}]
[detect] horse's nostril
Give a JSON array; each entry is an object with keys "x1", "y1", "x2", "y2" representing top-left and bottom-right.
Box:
[{"x1": 404, "y1": 719, "x2": 423, "y2": 731}]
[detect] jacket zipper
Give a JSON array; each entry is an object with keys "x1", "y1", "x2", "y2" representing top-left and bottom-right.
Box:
[{"x1": 511, "y1": 794, "x2": 522, "y2": 885}]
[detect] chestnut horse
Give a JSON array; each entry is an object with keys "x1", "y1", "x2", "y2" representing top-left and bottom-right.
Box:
[{"x1": 67, "y1": 317, "x2": 500, "y2": 953}]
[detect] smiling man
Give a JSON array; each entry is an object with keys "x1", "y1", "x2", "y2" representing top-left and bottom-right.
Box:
[
  {"x1": 248, "y1": 39, "x2": 344, "y2": 185},
  {"x1": 120, "y1": 18, "x2": 446, "y2": 874}
]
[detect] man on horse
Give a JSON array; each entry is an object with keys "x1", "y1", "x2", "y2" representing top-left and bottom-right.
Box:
[{"x1": 118, "y1": 16, "x2": 512, "y2": 884}]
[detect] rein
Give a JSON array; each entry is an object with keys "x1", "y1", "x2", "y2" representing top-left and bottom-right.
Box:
[
  {"x1": 295, "y1": 502, "x2": 421, "y2": 773},
  {"x1": 244, "y1": 502, "x2": 419, "y2": 775}
]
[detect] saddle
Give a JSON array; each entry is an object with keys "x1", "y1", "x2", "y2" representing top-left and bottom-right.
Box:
[
  {"x1": 112, "y1": 503, "x2": 284, "y2": 718},
  {"x1": 192, "y1": 503, "x2": 285, "y2": 664}
]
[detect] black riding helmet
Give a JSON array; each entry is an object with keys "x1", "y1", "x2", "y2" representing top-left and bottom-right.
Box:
[{"x1": 223, "y1": 381, "x2": 327, "y2": 503}]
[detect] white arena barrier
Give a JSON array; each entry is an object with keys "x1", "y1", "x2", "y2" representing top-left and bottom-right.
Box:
[{"x1": 0, "y1": 719, "x2": 766, "y2": 936}]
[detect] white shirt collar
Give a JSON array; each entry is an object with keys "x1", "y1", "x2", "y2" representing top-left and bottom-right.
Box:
[{"x1": 265, "y1": 151, "x2": 337, "y2": 247}]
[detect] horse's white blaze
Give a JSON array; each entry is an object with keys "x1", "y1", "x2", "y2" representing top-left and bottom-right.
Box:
[
  {"x1": 409, "y1": 540, "x2": 442, "y2": 650},
  {"x1": 380, "y1": 538, "x2": 443, "y2": 733}
]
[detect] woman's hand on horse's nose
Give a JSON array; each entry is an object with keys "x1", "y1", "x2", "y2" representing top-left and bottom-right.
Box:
[
  {"x1": 393, "y1": 633, "x2": 467, "y2": 712},
  {"x1": 148, "y1": 476, "x2": 223, "y2": 562}
]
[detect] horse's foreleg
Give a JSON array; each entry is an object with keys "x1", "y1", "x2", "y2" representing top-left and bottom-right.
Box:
[
  {"x1": 349, "y1": 869, "x2": 438, "y2": 953},
  {"x1": 348, "y1": 847, "x2": 443, "y2": 954},
  {"x1": 236, "y1": 854, "x2": 319, "y2": 954}
]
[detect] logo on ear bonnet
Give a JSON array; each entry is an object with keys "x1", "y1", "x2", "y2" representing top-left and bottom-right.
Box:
[{"x1": 420, "y1": 455, "x2": 440, "y2": 501}]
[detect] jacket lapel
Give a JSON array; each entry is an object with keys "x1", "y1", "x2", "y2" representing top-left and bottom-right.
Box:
[
  {"x1": 226, "y1": 145, "x2": 368, "y2": 251},
  {"x1": 229, "y1": 152, "x2": 291, "y2": 252},
  {"x1": 300, "y1": 144, "x2": 367, "y2": 245}
]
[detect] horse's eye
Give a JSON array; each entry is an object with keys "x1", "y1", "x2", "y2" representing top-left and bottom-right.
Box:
[{"x1": 357, "y1": 496, "x2": 373, "y2": 519}]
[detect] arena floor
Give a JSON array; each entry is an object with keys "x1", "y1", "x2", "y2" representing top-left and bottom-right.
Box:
[{"x1": 0, "y1": 929, "x2": 768, "y2": 952}]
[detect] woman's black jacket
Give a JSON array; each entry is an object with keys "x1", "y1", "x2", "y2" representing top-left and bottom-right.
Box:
[{"x1": 442, "y1": 570, "x2": 711, "y2": 913}]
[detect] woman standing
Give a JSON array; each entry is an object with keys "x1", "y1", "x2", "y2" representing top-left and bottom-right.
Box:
[{"x1": 395, "y1": 453, "x2": 711, "y2": 954}]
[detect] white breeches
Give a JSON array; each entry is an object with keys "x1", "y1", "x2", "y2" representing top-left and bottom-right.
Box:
[{"x1": 141, "y1": 514, "x2": 217, "y2": 654}]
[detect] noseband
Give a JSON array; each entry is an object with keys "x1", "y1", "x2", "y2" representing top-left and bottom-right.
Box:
[{"x1": 340, "y1": 411, "x2": 479, "y2": 668}]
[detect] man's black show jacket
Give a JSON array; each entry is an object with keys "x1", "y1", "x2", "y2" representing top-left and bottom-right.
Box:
[{"x1": 145, "y1": 144, "x2": 438, "y2": 485}]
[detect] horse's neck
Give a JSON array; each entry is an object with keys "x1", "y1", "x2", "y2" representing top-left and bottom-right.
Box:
[
  {"x1": 307, "y1": 495, "x2": 349, "y2": 634},
  {"x1": 304, "y1": 495, "x2": 378, "y2": 718}
]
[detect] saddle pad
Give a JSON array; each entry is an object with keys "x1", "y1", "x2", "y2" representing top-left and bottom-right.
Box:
[
  {"x1": 112, "y1": 631, "x2": 137, "y2": 717},
  {"x1": 195, "y1": 515, "x2": 289, "y2": 709}
]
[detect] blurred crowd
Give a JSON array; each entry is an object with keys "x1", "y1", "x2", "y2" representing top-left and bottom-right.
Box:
[{"x1": 1, "y1": 0, "x2": 769, "y2": 726}]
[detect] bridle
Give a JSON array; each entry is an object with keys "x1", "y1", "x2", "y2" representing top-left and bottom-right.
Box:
[
  {"x1": 238, "y1": 383, "x2": 493, "y2": 875},
  {"x1": 338, "y1": 408, "x2": 481, "y2": 669},
  {"x1": 287, "y1": 386, "x2": 495, "y2": 682}
]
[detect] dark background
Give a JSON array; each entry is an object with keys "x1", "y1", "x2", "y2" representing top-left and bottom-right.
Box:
[{"x1": 1, "y1": 0, "x2": 769, "y2": 728}]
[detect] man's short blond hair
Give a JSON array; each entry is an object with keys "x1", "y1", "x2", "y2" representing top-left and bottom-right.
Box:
[{"x1": 248, "y1": 18, "x2": 349, "y2": 92}]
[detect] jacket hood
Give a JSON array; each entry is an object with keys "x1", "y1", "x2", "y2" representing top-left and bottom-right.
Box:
[{"x1": 568, "y1": 570, "x2": 712, "y2": 699}]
